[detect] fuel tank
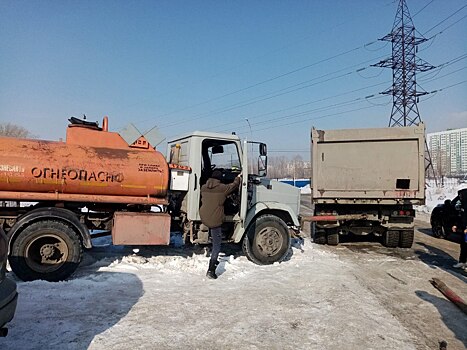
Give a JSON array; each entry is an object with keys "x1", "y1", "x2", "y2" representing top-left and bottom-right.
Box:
[{"x1": 0, "y1": 118, "x2": 169, "y2": 199}]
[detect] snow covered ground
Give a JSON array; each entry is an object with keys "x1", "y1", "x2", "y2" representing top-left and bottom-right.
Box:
[{"x1": 3, "y1": 237, "x2": 420, "y2": 350}]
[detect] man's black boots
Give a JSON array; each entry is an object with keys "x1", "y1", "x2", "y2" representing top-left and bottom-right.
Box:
[{"x1": 206, "y1": 260, "x2": 218, "y2": 279}]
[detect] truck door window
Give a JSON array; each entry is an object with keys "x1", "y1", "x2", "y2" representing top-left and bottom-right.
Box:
[
  {"x1": 210, "y1": 143, "x2": 240, "y2": 173},
  {"x1": 201, "y1": 140, "x2": 240, "y2": 186}
]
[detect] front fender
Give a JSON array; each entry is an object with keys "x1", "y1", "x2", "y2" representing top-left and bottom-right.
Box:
[{"x1": 232, "y1": 202, "x2": 300, "y2": 243}]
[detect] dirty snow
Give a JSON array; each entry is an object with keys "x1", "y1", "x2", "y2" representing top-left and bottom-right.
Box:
[
  {"x1": 300, "y1": 184, "x2": 311, "y2": 194},
  {"x1": 2, "y1": 236, "x2": 422, "y2": 350}
]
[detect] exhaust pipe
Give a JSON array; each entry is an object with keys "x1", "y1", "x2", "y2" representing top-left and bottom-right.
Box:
[{"x1": 0, "y1": 327, "x2": 8, "y2": 337}]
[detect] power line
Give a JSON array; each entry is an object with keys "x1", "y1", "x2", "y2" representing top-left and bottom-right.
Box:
[
  {"x1": 220, "y1": 79, "x2": 465, "y2": 137},
  {"x1": 125, "y1": 12, "x2": 463, "y2": 132},
  {"x1": 111, "y1": 3, "x2": 465, "y2": 133},
  {"x1": 204, "y1": 53, "x2": 466, "y2": 133},
  {"x1": 206, "y1": 94, "x2": 389, "y2": 136},
  {"x1": 155, "y1": 26, "x2": 462, "y2": 132},
  {"x1": 156, "y1": 56, "x2": 387, "y2": 130},
  {"x1": 201, "y1": 62, "x2": 464, "y2": 135},
  {"x1": 421, "y1": 66, "x2": 467, "y2": 84},
  {"x1": 423, "y1": 3, "x2": 467, "y2": 35},
  {"x1": 247, "y1": 104, "x2": 383, "y2": 134},
  {"x1": 427, "y1": 79, "x2": 467, "y2": 94},
  {"x1": 249, "y1": 80, "x2": 466, "y2": 134},
  {"x1": 418, "y1": 53, "x2": 467, "y2": 81},
  {"x1": 206, "y1": 60, "x2": 464, "y2": 134},
  {"x1": 124, "y1": 3, "x2": 466, "y2": 139},
  {"x1": 413, "y1": 0, "x2": 435, "y2": 18},
  {"x1": 110, "y1": 8, "x2": 384, "y2": 116},
  {"x1": 204, "y1": 80, "x2": 389, "y2": 132},
  {"x1": 120, "y1": 41, "x2": 387, "y2": 129},
  {"x1": 206, "y1": 83, "x2": 389, "y2": 133},
  {"x1": 203, "y1": 72, "x2": 466, "y2": 137}
]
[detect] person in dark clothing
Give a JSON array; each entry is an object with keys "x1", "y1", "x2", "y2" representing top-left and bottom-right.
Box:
[
  {"x1": 199, "y1": 169, "x2": 241, "y2": 279},
  {"x1": 452, "y1": 186, "x2": 467, "y2": 269}
]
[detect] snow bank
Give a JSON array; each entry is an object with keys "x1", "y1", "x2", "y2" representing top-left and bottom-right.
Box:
[
  {"x1": 300, "y1": 184, "x2": 311, "y2": 194},
  {"x1": 415, "y1": 179, "x2": 463, "y2": 216}
]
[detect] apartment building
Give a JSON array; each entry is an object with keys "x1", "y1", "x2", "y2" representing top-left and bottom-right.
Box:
[{"x1": 427, "y1": 127, "x2": 467, "y2": 177}]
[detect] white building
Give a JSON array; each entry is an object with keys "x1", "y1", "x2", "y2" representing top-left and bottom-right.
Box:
[{"x1": 427, "y1": 127, "x2": 467, "y2": 177}]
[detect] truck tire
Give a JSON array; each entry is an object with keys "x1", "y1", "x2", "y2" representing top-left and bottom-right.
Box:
[
  {"x1": 312, "y1": 223, "x2": 326, "y2": 244},
  {"x1": 326, "y1": 231, "x2": 339, "y2": 246},
  {"x1": 383, "y1": 230, "x2": 399, "y2": 248},
  {"x1": 9, "y1": 220, "x2": 83, "y2": 282},
  {"x1": 242, "y1": 215, "x2": 291, "y2": 265},
  {"x1": 399, "y1": 230, "x2": 414, "y2": 248}
]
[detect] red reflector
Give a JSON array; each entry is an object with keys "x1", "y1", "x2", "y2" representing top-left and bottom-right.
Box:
[{"x1": 399, "y1": 210, "x2": 405, "y2": 215}]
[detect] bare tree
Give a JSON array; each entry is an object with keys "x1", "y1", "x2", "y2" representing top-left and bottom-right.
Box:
[
  {"x1": 0, "y1": 123, "x2": 34, "y2": 138},
  {"x1": 267, "y1": 154, "x2": 311, "y2": 179},
  {"x1": 268, "y1": 156, "x2": 290, "y2": 179}
]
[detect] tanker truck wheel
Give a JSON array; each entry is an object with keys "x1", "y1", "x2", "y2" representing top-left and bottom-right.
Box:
[
  {"x1": 9, "y1": 220, "x2": 83, "y2": 282},
  {"x1": 242, "y1": 215, "x2": 291, "y2": 265}
]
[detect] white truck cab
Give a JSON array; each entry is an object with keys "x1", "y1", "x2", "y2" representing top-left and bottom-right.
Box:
[{"x1": 167, "y1": 131, "x2": 301, "y2": 264}]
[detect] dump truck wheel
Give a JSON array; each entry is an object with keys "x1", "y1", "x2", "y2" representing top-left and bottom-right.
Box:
[
  {"x1": 326, "y1": 231, "x2": 339, "y2": 246},
  {"x1": 313, "y1": 232, "x2": 326, "y2": 244},
  {"x1": 242, "y1": 215, "x2": 291, "y2": 265},
  {"x1": 312, "y1": 223, "x2": 326, "y2": 244},
  {"x1": 9, "y1": 220, "x2": 83, "y2": 282},
  {"x1": 399, "y1": 230, "x2": 414, "y2": 248},
  {"x1": 383, "y1": 230, "x2": 399, "y2": 248}
]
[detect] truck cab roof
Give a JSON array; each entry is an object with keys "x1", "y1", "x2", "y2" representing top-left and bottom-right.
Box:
[{"x1": 168, "y1": 131, "x2": 241, "y2": 144}]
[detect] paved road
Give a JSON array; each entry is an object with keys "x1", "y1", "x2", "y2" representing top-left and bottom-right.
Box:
[{"x1": 300, "y1": 194, "x2": 467, "y2": 349}]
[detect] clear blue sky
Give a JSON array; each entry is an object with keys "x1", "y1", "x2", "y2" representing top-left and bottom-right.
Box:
[{"x1": 1, "y1": 0, "x2": 466, "y2": 157}]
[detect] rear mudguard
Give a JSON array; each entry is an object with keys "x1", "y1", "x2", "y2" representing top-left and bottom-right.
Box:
[{"x1": 7, "y1": 207, "x2": 92, "y2": 250}]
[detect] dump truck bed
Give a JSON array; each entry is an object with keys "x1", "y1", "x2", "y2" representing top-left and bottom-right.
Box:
[{"x1": 311, "y1": 124, "x2": 425, "y2": 205}]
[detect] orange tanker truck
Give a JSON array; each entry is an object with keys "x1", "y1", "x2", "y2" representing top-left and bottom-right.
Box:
[{"x1": 0, "y1": 116, "x2": 301, "y2": 281}]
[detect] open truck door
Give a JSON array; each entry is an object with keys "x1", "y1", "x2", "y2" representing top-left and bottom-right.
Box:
[{"x1": 239, "y1": 139, "x2": 249, "y2": 227}]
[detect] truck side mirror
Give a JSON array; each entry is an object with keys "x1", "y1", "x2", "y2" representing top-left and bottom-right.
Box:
[
  {"x1": 258, "y1": 155, "x2": 267, "y2": 177},
  {"x1": 259, "y1": 143, "x2": 267, "y2": 156}
]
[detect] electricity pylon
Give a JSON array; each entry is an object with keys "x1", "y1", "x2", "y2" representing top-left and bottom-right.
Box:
[{"x1": 373, "y1": 0, "x2": 436, "y2": 182}]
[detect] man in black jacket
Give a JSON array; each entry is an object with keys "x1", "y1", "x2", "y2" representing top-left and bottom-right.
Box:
[
  {"x1": 452, "y1": 185, "x2": 467, "y2": 270},
  {"x1": 199, "y1": 170, "x2": 241, "y2": 279}
]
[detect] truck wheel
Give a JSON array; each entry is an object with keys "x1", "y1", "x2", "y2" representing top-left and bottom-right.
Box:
[
  {"x1": 326, "y1": 231, "x2": 339, "y2": 246},
  {"x1": 383, "y1": 230, "x2": 399, "y2": 248},
  {"x1": 9, "y1": 220, "x2": 83, "y2": 282},
  {"x1": 399, "y1": 230, "x2": 414, "y2": 248},
  {"x1": 312, "y1": 223, "x2": 326, "y2": 244},
  {"x1": 242, "y1": 215, "x2": 291, "y2": 265}
]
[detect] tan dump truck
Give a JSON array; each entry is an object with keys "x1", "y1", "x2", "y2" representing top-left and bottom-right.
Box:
[{"x1": 306, "y1": 124, "x2": 425, "y2": 248}]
